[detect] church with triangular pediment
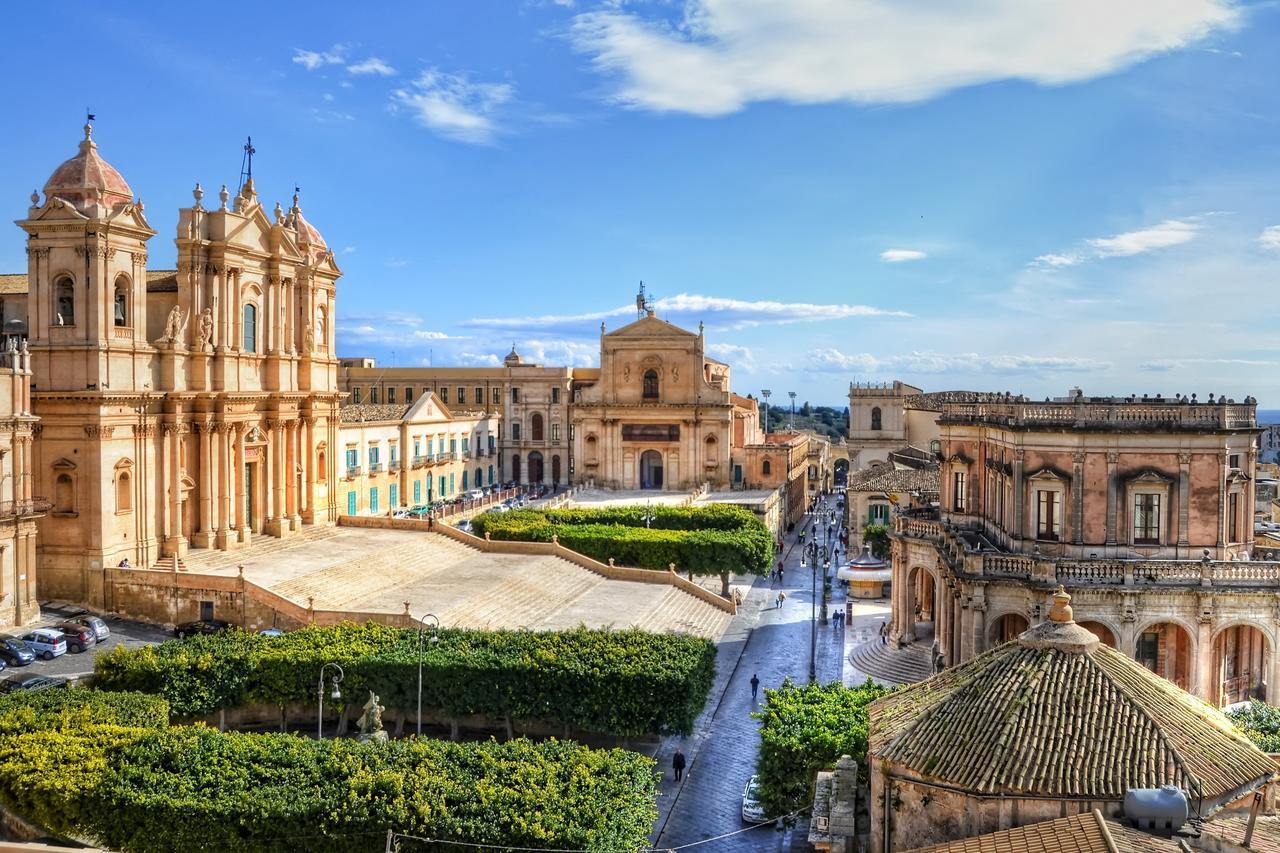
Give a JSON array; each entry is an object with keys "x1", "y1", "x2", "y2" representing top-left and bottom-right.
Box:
[{"x1": 6, "y1": 122, "x2": 344, "y2": 611}]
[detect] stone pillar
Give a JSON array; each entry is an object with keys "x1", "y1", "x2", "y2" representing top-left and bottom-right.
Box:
[
  {"x1": 194, "y1": 422, "x2": 214, "y2": 548},
  {"x1": 215, "y1": 425, "x2": 231, "y2": 549},
  {"x1": 287, "y1": 420, "x2": 301, "y2": 530},
  {"x1": 1012, "y1": 451, "x2": 1025, "y2": 541},
  {"x1": 165, "y1": 423, "x2": 186, "y2": 556},
  {"x1": 1195, "y1": 619, "x2": 1215, "y2": 704},
  {"x1": 263, "y1": 421, "x2": 282, "y2": 536},
  {"x1": 235, "y1": 424, "x2": 250, "y2": 544},
  {"x1": 1071, "y1": 451, "x2": 1084, "y2": 545},
  {"x1": 1178, "y1": 452, "x2": 1191, "y2": 554},
  {"x1": 301, "y1": 417, "x2": 314, "y2": 520},
  {"x1": 1105, "y1": 452, "x2": 1118, "y2": 548}
]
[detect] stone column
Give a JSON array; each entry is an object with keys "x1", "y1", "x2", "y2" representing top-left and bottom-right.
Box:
[
  {"x1": 165, "y1": 422, "x2": 185, "y2": 556},
  {"x1": 215, "y1": 424, "x2": 231, "y2": 549},
  {"x1": 194, "y1": 422, "x2": 214, "y2": 548},
  {"x1": 263, "y1": 420, "x2": 280, "y2": 535},
  {"x1": 1071, "y1": 451, "x2": 1084, "y2": 545},
  {"x1": 235, "y1": 424, "x2": 250, "y2": 544},
  {"x1": 1105, "y1": 452, "x2": 1118, "y2": 548},
  {"x1": 1178, "y1": 452, "x2": 1191, "y2": 556},
  {"x1": 286, "y1": 420, "x2": 301, "y2": 530},
  {"x1": 301, "y1": 417, "x2": 314, "y2": 520},
  {"x1": 1195, "y1": 618, "x2": 1215, "y2": 704},
  {"x1": 1012, "y1": 451, "x2": 1025, "y2": 542}
]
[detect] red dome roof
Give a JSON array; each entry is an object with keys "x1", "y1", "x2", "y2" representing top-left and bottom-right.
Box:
[{"x1": 43, "y1": 124, "x2": 132, "y2": 209}]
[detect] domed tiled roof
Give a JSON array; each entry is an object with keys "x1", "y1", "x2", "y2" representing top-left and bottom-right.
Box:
[
  {"x1": 869, "y1": 588, "x2": 1276, "y2": 804},
  {"x1": 288, "y1": 193, "x2": 327, "y2": 258},
  {"x1": 504, "y1": 346, "x2": 523, "y2": 367},
  {"x1": 42, "y1": 124, "x2": 133, "y2": 210}
]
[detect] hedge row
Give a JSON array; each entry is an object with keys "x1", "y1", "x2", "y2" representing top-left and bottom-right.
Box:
[
  {"x1": 0, "y1": 696, "x2": 657, "y2": 853},
  {"x1": 1227, "y1": 700, "x2": 1280, "y2": 752},
  {"x1": 0, "y1": 688, "x2": 169, "y2": 735},
  {"x1": 94, "y1": 622, "x2": 716, "y2": 735},
  {"x1": 472, "y1": 506, "x2": 774, "y2": 577},
  {"x1": 753, "y1": 679, "x2": 893, "y2": 819}
]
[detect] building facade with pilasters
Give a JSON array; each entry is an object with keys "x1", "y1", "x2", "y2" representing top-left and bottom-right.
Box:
[
  {"x1": 889, "y1": 392, "x2": 1277, "y2": 708},
  {"x1": 13, "y1": 124, "x2": 341, "y2": 609}
]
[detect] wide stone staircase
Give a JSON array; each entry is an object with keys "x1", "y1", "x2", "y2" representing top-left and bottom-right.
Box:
[
  {"x1": 177, "y1": 524, "x2": 344, "y2": 573},
  {"x1": 847, "y1": 638, "x2": 934, "y2": 686}
]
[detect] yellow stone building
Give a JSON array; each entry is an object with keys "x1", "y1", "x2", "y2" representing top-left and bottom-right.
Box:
[{"x1": 9, "y1": 123, "x2": 342, "y2": 609}]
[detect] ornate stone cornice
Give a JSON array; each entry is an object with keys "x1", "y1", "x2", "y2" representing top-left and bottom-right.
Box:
[
  {"x1": 132, "y1": 423, "x2": 157, "y2": 437},
  {"x1": 84, "y1": 425, "x2": 114, "y2": 439}
]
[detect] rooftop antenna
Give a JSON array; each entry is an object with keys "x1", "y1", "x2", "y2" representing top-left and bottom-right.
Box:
[{"x1": 238, "y1": 136, "x2": 256, "y2": 190}]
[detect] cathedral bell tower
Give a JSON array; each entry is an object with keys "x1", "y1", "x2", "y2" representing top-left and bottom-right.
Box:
[{"x1": 16, "y1": 122, "x2": 156, "y2": 393}]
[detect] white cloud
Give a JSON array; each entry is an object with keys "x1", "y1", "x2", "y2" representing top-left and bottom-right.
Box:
[
  {"x1": 342, "y1": 246, "x2": 356, "y2": 254},
  {"x1": 461, "y1": 292, "x2": 908, "y2": 334},
  {"x1": 705, "y1": 342, "x2": 755, "y2": 370},
  {"x1": 336, "y1": 312, "x2": 468, "y2": 348},
  {"x1": 389, "y1": 69, "x2": 515, "y2": 144},
  {"x1": 293, "y1": 46, "x2": 346, "y2": 71},
  {"x1": 1139, "y1": 357, "x2": 1275, "y2": 371},
  {"x1": 347, "y1": 57, "x2": 397, "y2": 76},
  {"x1": 1032, "y1": 218, "x2": 1204, "y2": 269},
  {"x1": 1085, "y1": 219, "x2": 1201, "y2": 257},
  {"x1": 1260, "y1": 226, "x2": 1280, "y2": 251},
  {"x1": 808, "y1": 348, "x2": 1109, "y2": 374},
  {"x1": 880, "y1": 249, "x2": 926, "y2": 263},
  {"x1": 455, "y1": 352, "x2": 502, "y2": 367},
  {"x1": 384, "y1": 258, "x2": 409, "y2": 269},
  {"x1": 570, "y1": 1, "x2": 1238, "y2": 116}
]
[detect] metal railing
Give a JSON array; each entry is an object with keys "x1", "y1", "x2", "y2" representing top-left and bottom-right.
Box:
[
  {"x1": 345, "y1": 466, "x2": 361, "y2": 480},
  {"x1": 0, "y1": 498, "x2": 51, "y2": 518}
]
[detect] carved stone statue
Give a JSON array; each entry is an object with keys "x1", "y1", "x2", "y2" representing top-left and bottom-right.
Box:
[
  {"x1": 198, "y1": 308, "x2": 214, "y2": 350},
  {"x1": 159, "y1": 306, "x2": 185, "y2": 345},
  {"x1": 303, "y1": 325, "x2": 315, "y2": 353},
  {"x1": 356, "y1": 690, "x2": 387, "y2": 742}
]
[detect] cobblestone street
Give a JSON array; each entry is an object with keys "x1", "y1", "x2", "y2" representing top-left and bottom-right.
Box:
[{"x1": 651, "y1": 506, "x2": 870, "y2": 853}]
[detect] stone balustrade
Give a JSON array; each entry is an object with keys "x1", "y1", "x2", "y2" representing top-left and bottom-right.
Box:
[
  {"x1": 940, "y1": 398, "x2": 1255, "y2": 430},
  {"x1": 894, "y1": 514, "x2": 1280, "y2": 591}
]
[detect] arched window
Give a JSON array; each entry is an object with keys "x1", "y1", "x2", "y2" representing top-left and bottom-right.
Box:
[
  {"x1": 870, "y1": 407, "x2": 882, "y2": 431},
  {"x1": 643, "y1": 369, "x2": 659, "y2": 399},
  {"x1": 55, "y1": 276, "x2": 75, "y2": 325},
  {"x1": 531, "y1": 413, "x2": 544, "y2": 441},
  {"x1": 116, "y1": 471, "x2": 132, "y2": 513},
  {"x1": 762, "y1": 460, "x2": 772, "y2": 476},
  {"x1": 113, "y1": 275, "x2": 130, "y2": 327},
  {"x1": 55, "y1": 474, "x2": 74, "y2": 513},
  {"x1": 316, "y1": 306, "x2": 328, "y2": 350},
  {"x1": 316, "y1": 449, "x2": 327, "y2": 482},
  {"x1": 930, "y1": 440, "x2": 941, "y2": 457},
  {"x1": 243, "y1": 303, "x2": 258, "y2": 352}
]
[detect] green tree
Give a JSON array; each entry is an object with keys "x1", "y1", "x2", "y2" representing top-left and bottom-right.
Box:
[
  {"x1": 801, "y1": 401, "x2": 812, "y2": 417},
  {"x1": 862, "y1": 523, "x2": 891, "y2": 558}
]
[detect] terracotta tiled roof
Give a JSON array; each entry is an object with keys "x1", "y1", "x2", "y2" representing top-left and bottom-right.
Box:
[
  {"x1": 903, "y1": 810, "x2": 1180, "y2": 852},
  {"x1": 1198, "y1": 811, "x2": 1280, "y2": 852},
  {"x1": 0, "y1": 269, "x2": 178, "y2": 295},
  {"x1": 870, "y1": 637, "x2": 1277, "y2": 802},
  {"x1": 339, "y1": 403, "x2": 410, "y2": 423},
  {"x1": 847, "y1": 466, "x2": 940, "y2": 494}
]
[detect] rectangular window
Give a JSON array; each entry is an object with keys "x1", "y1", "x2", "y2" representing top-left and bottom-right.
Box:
[
  {"x1": 413, "y1": 439, "x2": 421, "y2": 457},
  {"x1": 387, "y1": 387, "x2": 397, "y2": 405},
  {"x1": 488, "y1": 436, "x2": 496, "y2": 453},
  {"x1": 461, "y1": 438, "x2": 470, "y2": 455},
  {"x1": 440, "y1": 387, "x2": 448, "y2": 404},
  {"x1": 511, "y1": 388, "x2": 519, "y2": 403},
  {"x1": 551, "y1": 387, "x2": 561, "y2": 404},
  {"x1": 512, "y1": 423, "x2": 521, "y2": 441},
  {"x1": 1229, "y1": 454, "x2": 1240, "y2": 469},
  {"x1": 413, "y1": 480, "x2": 421, "y2": 503},
  {"x1": 476, "y1": 387, "x2": 484, "y2": 406},
  {"x1": 352, "y1": 387, "x2": 363, "y2": 404},
  {"x1": 1036, "y1": 490, "x2": 1061, "y2": 541},
  {"x1": 552, "y1": 423, "x2": 561, "y2": 442},
  {"x1": 449, "y1": 439, "x2": 457, "y2": 454},
  {"x1": 953, "y1": 471, "x2": 967, "y2": 512},
  {"x1": 492, "y1": 388, "x2": 500, "y2": 404},
  {"x1": 1133, "y1": 493, "x2": 1160, "y2": 544},
  {"x1": 345, "y1": 449, "x2": 358, "y2": 469},
  {"x1": 347, "y1": 491, "x2": 357, "y2": 516},
  {"x1": 370, "y1": 387, "x2": 380, "y2": 404},
  {"x1": 389, "y1": 444, "x2": 398, "y2": 464},
  {"x1": 370, "y1": 488, "x2": 379, "y2": 514},
  {"x1": 390, "y1": 484, "x2": 398, "y2": 509},
  {"x1": 438, "y1": 476, "x2": 446, "y2": 497},
  {"x1": 457, "y1": 387, "x2": 466, "y2": 404},
  {"x1": 868, "y1": 504, "x2": 890, "y2": 525},
  {"x1": 405, "y1": 387, "x2": 414, "y2": 404},
  {"x1": 1228, "y1": 493, "x2": 1240, "y2": 542},
  {"x1": 449, "y1": 473, "x2": 456, "y2": 495}
]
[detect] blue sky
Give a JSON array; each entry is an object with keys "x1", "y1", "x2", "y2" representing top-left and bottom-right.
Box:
[{"x1": 3, "y1": 1, "x2": 1279, "y2": 406}]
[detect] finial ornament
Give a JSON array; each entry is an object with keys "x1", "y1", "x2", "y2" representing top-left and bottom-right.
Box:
[
  {"x1": 30, "y1": 189, "x2": 39, "y2": 206},
  {"x1": 1048, "y1": 585, "x2": 1073, "y2": 623},
  {"x1": 273, "y1": 201, "x2": 284, "y2": 224},
  {"x1": 219, "y1": 184, "x2": 230, "y2": 211},
  {"x1": 192, "y1": 183, "x2": 204, "y2": 210}
]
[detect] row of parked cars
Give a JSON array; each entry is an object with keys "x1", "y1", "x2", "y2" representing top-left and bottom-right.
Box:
[{"x1": 0, "y1": 612, "x2": 112, "y2": 695}]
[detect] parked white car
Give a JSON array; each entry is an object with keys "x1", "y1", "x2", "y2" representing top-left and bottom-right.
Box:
[
  {"x1": 20, "y1": 629, "x2": 67, "y2": 661},
  {"x1": 741, "y1": 775, "x2": 767, "y2": 823}
]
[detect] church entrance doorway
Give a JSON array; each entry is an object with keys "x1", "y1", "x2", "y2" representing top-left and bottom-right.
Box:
[
  {"x1": 528, "y1": 452, "x2": 544, "y2": 485},
  {"x1": 640, "y1": 450, "x2": 664, "y2": 489}
]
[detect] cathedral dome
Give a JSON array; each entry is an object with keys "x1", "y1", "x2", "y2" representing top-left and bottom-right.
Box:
[
  {"x1": 42, "y1": 124, "x2": 133, "y2": 210},
  {"x1": 289, "y1": 193, "x2": 327, "y2": 257},
  {"x1": 504, "y1": 346, "x2": 523, "y2": 367}
]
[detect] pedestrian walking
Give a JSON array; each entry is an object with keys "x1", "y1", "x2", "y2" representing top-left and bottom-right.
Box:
[
  {"x1": 672, "y1": 749, "x2": 686, "y2": 781},
  {"x1": 777, "y1": 565, "x2": 784, "y2": 584},
  {"x1": 776, "y1": 591, "x2": 787, "y2": 609},
  {"x1": 776, "y1": 560, "x2": 783, "y2": 582},
  {"x1": 879, "y1": 622, "x2": 888, "y2": 645},
  {"x1": 750, "y1": 673, "x2": 760, "y2": 701}
]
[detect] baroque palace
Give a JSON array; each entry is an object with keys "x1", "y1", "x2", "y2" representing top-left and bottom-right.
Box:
[
  {"x1": 887, "y1": 391, "x2": 1275, "y2": 709},
  {"x1": 0, "y1": 123, "x2": 344, "y2": 618}
]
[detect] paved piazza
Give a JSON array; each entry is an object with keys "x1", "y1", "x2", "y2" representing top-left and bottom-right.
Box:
[{"x1": 180, "y1": 527, "x2": 732, "y2": 638}]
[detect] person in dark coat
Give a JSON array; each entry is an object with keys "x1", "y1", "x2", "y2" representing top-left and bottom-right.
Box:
[
  {"x1": 750, "y1": 673, "x2": 760, "y2": 701},
  {"x1": 672, "y1": 748, "x2": 687, "y2": 781}
]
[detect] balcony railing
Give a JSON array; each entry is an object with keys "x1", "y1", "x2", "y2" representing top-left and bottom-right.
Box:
[
  {"x1": 894, "y1": 514, "x2": 1280, "y2": 590},
  {"x1": 369, "y1": 463, "x2": 384, "y2": 473},
  {"x1": 0, "y1": 498, "x2": 51, "y2": 519},
  {"x1": 412, "y1": 455, "x2": 427, "y2": 468},
  {"x1": 389, "y1": 460, "x2": 402, "y2": 473},
  {"x1": 345, "y1": 466, "x2": 361, "y2": 480},
  {"x1": 940, "y1": 399, "x2": 1256, "y2": 430}
]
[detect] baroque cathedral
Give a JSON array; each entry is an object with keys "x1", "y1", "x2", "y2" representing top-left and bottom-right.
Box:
[{"x1": 8, "y1": 122, "x2": 342, "y2": 611}]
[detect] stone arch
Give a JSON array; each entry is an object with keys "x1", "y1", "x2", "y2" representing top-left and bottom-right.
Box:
[
  {"x1": 988, "y1": 611, "x2": 1029, "y2": 646},
  {"x1": 642, "y1": 368, "x2": 659, "y2": 399},
  {"x1": 906, "y1": 564, "x2": 939, "y2": 643},
  {"x1": 762, "y1": 459, "x2": 772, "y2": 476},
  {"x1": 315, "y1": 443, "x2": 327, "y2": 483},
  {"x1": 114, "y1": 458, "x2": 134, "y2": 514},
  {"x1": 1211, "y1": 621, "x2": 1273, "y2": 706},
  {"x1": 113, "y1": 273, "x2": 131, "y2": 327},
  {"x1": 704, "y1": 433, "x2": 718, "y2": 463},
  {"x1": 54, "y1": 273, "x2": 76, "y2": 325},
  {"x1": 1133, "y1": 618, "x2": 1196, "y2": 692},
  {"x1": 530, "y1": 413, "x2": 544, "y2": 442},
  {"x1": 1076, "y1": 619, "x2": 1119, "y2": 648},
  {"x1": 640, "y1": 449, "x2": 663, "y2": 489},
  {"x1": 870, "y1": 406, "x2": 882, "y2": 431}
]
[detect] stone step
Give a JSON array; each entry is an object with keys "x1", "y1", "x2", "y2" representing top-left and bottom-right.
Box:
[
  {"x1": 443, "y1": 558, "x2": 604, "y2": 630},
  {"x1": 846, "y1": 639, "x2": 933, "y2": 686}
]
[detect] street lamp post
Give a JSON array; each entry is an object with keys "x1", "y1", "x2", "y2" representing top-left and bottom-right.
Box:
[
  {"x1": 641, "y1": 500, "x2": 655, "y2": 529},
  {"x1": 761, "y1": 389, "x2": 772, "y2": 434},
  {"x1": 788, "y1": 392, "x2": 796, "y2": 430},
  {"x1": 416, "y1": 613, "x2": 440, "y2": 736},
  {"x1": 808, "y1": 543, "x2": 818, "y2": 683},
  {"x1": 317, "y1": 662, "x2": 344, "y2": 740}
]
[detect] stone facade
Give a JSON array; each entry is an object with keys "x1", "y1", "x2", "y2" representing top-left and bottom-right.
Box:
[
  {"x1": 0, "y1": 345, "x2": 42, "y2": 626},
  {"x1": 890, "y1": 392, "x2": 1276, "y2": 707},
  {"x1": 846, "y1": 381, "x2": 941, "y2": 470},
  {"x1": 11, "y1": 124, "x2": 342, "y2": 610},
  {"x1": 337, "y1": 394, "x2": 498, "y2": 514}
]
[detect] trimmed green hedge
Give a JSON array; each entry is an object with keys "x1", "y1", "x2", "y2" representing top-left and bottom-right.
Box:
[
  {"x1": 0, "y1": 688, "x2": 168, "y2": 735},
  {"x1": 1227, "y1": 700, "x2": 1280, "y2": 752},
  {"x1": 472, "y1": 504, "x2": 774, "y2": 577},
  {"x1": 0, "y1": 701, "x2": 658, "y2": 852},
  {"x1": 753, "y1": 679, "x2": 893, "y2": 819},
  {"x1": 94, "y1": 622, "x2": 716, "y2": 736}
]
